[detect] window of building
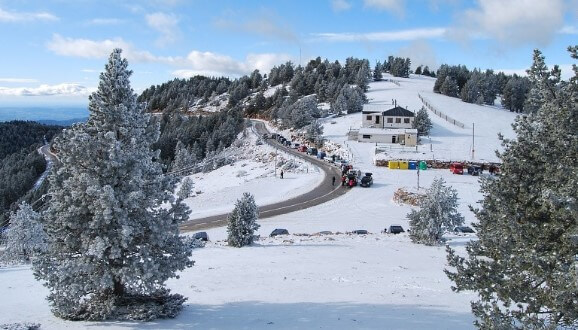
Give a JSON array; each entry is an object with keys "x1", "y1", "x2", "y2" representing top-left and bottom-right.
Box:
[
  {"x1": 404, "y1": 118, "x2": 410, "y2": 123},
  {"x1": 387, "y1": 118, "x2": 393, "y2": 123},
  {"x1": 375, "y1": 116, "x2": 380, "y2": 124},
  {"x1": 395, "y1": 118, "x2": 401, "y2": 123},
  {"x1": 366, "y1": 115, "x2": 372, "y2": 120},
  {"x1": 362, "y1": 135, "x2": 371, "y2": 139}
]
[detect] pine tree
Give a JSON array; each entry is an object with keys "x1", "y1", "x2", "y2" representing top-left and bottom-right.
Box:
[
  {"x1": 227, "y1": 192, "x2": 260, "y2": 248},
  {"x1": 171, "y1": 140, "x2": 197, "y2": 176},
  {"x1": 445, "y1": 47, "x2": 578, "y2": 329},
  {"x1": 0, "y1": 202, "x2": 46, "y2": 265},
  {"x1": 412, "y1": 106, "x2": 433, "y2": 136},
  {"x1": 305, "y1": 119, "x2": 324, "y2": 147},
  {"x1": 33, "y1": 49, "x2": 194, "y2": 321},
  {"x1": 523, "y1": 49, "x2": 561, "y2": 114},
  {"x1": 407, "y1": 178, "x2": 464, "y2": 245},
  {"x1": 440, "y1": 76, "x2": 459, "y2": 97},
  {"x1": 373, "y1": 61, "x2": 383, "y2": 81}
]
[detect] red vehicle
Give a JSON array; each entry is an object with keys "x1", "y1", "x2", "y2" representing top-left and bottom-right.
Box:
[
  {"x1": 450, "y1": 162, "x2": 464, "y2": 175},
  {"x1": 297, "y1": 145, "x2": 308, "y2": 152}
]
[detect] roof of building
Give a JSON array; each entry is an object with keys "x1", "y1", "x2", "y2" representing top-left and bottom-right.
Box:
[
  {"x1": 382, "y1": 106, "x2": 415, "y2": 117},
  {"x1": 358, "y1": 128, "x2": 418, "y2": 135},
  {"x1": 361, "y1": 104, "x2": 415, "y2": 117}
]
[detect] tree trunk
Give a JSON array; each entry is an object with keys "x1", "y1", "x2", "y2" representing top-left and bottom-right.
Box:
[{"x1": 113, "y1": 279, "x2": 124, "y2": 296}]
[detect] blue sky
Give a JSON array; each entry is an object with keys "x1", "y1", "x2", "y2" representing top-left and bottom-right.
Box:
[{"x1": 0, "y1": 0, "x2": 576, "y2": 107}]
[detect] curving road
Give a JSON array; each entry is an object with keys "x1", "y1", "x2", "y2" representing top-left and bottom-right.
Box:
[{"x1": 179, "y1": 121, "x2": 350, "y2": 232}]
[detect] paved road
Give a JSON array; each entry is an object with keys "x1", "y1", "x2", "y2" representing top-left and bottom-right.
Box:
[{"x1": 180, "y1": 121, "x2": 350, "y2": 232}]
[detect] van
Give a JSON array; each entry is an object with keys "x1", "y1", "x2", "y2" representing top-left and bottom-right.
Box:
[{"x1": 450, "y1": 162, "x2": 464, "y2": 175}]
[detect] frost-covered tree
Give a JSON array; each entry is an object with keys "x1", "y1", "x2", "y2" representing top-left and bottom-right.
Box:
[
  {"x1": 227, "y1": 192, "x2": 260, "y2": 248},
  {"x1": 305, "y1": 119, "x2": 324, "y2": 147},
  {"x1": 33, "y1": 49, "x2": 193, "y2": 321},
  {"x1": 170, "y1": 140, "x2": 197, "y2": 176},
  {"x1": 373, "y1": 61, "x2": 383, "y2": 81},
  {"x1": 501, "y1": 75, "x2": 530, "y2": 113},
  {"x1": 523, "y1": 49, "x2": 562, "y2": 114},
  {"x1": 0, "y1": 202, "x2": 45, "y2": 264},
  {"x1": 412, "y1": 106, "x2": 433, "y2": 136},
  {"x1": 440, "y1": 76, "x2": 459, "y2": 97},
  {"x1": 332, "y1": 85, "x2": 364, "y2": 114},
  {"x1": 446, "y1": 47, "x2": 578, "y2": 329},
  {"x1": 407, "y1": 178, "x2": 464, "y2": 245}
]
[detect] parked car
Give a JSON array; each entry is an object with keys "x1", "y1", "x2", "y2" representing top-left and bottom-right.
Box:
[
  {"x1": 352, "y1": 229, "x2": 368, "y2": 235},
  {"x1": 450, "y1": 162, "x2": 464, "y2": 175},
  {"x1": 298, "y1": 145, "x2": 308, "y2": 152},
  {"x1": 307, "y1": 147, "x2": 318, "y2": 156},
  {"x1": 467, "y1": 165, "x2": 482, "y2": 176},
  {"x1": 291, "y1": 142, "x2": 300, "y2": 149},
  {"x1": 360, "y1": 173, "x2": 373, "y2": 187},
  {"x1": 316, "y1": 151, "x2": 326, "y2": 159},
  {"x1": 454, "y1": 226, "x2": 475, "y2": 233},
  {"x1": 271, "y1": 133, "x2": 278, "y2": 139},
  {"x1": 270, "y1": 228, "x2": 289, "y2": 237},
  {"x1": 262, "y1": 133, "x2": 269, "y2": 139},
  {"x1": 389, "y1": 225, "x2": 405, "y2": 234},
  {"x1": 192, "y1": 231, "x2": 209, "y2": 241}
]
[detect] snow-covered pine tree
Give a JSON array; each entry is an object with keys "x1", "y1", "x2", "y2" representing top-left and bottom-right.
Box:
[
  {"x1": 171, "y1": 140, "x2": 197, "y2": 176},
  {"x1": 227, "y1": 192, "x2": 260, "y2": 248},
  {"x1": 440, "y1": 76, "x2": 459, "y2": 97},
  {"x1": 305, "y1": 119, "x2": 324, "y2": 146},
  {"x1": 33, "y1": 49, "x2": 193, "y2": 321},
  {"x1": 412, "y1": 107, "x2": 433, "y2": 136},
  {"x1": 0, "y1": 202, "x2": 45, "y2": 265},
  {"x1": 407, "y1": 178, "x2": 464, "y2": 245},
  {"x1": 523, "y1": 49, "x2": 562, "y2": 114},
  {"x1": 445, "y1": 47, "x2": 578, "y2": 329}
]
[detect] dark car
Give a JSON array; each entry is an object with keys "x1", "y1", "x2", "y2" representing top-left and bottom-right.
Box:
[
  {"x1": 270, "y1": 228, "x2": 289, "y2": 237},
  {"x1": 352, "y1": 229, "x2": 368, "y2": 235},
  {"x1": 467, "y1": 165, "x2": 482, "y2": 176},
  {"x1": 454, "y1": 226, "x2": 475, "y2": 233},
  {"x1": 307, "y1": 147, "x2": 318, "y2": 156},
  {"x1": 192, "y1": 231, "x2": 209, "y2": 241},
  {"x1": 360, "y1": 173, "x2": 373, "y2": 187},
  {"x1": 389, "y1": 225, "x2": 405, "y2": 234}
]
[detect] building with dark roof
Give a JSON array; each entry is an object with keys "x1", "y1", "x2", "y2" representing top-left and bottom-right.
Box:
[{"x1": 362, "y1": 105, "x2": 415, "y2": 129}]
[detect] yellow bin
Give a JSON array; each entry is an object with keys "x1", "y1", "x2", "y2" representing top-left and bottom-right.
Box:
[
  {"x1": 399, "y1": 161, "x2": 409, "y2": 170},
  {"x1": 388, "y1": 160, "x2": 399, "y2": 169}
]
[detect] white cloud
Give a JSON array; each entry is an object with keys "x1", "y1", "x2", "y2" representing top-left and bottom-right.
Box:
[
  {"x1": 46, "y1": 34, "x2": 293, "y2": 78},
  {"x1": 0, "y1": 83, "x2": 90, "y2": 97},
  {"x1": 397, "y1": 40, "x2": 438, "y2": 71},
  {"x1": 0, "y1": 7, "x2": 58, "y2": 22},
  {"x1": 145, "y1": 12, "x2": 180, "y2": 47},
  {"x1": 448, "y1": 0, "x2": 565, "y2": 46},
  {"x1": 331, "y1": 0, "x2": 352, "y2": 12},
  {"x1": 311, "y1": 27, "x2": 446, "y2": 42},
  {"x1": 214, "y1": 10, "x2": 299, "y2": 43},
  {"x1": 363, "y1": 0, "x2": 405, "y2": 16},
  {"x1": 86, "y1": 18, "x2": 124, "y2": 25},
  {"x1": 46, "y1": 34, "x2": 180, "y2": 63},
  {"x1": 174, "y1": 51, "x2": 295, "y2": 78},
  {"x1": 559, "y1": 25, "x2": 578, "y2": 35},
  {"x1": 0, "y1": 78, "x2": 38, "y2": 83}
]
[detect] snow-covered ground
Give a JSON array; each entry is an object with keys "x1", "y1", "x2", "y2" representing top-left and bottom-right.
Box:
[{"x1": 0, "y1": 77, "x2": 519, "y2": 329}]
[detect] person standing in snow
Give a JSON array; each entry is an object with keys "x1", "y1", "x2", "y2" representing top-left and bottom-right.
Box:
[
  {"x1": 332, "y1": 176, "x2": 336, "y2": 186},
  {"x1": 280, "y1": 170, "x2": 284, "y2": 179}
]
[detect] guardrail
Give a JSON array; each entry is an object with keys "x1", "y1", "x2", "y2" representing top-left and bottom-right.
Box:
[{"x1": 418, "y1": 93, "x2": 466, "y2": 129}]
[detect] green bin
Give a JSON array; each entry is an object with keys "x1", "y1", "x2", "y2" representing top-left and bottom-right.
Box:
[{"x1": 419, "y1": 161, "x2": 427, "y2": 170}]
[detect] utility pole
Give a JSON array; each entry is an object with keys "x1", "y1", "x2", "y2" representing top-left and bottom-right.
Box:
[
  {"x1": 472, "y1": 122, "x2": 475, "y2": 160},
  {"x1": 417, "y1": 164, "x2": 420, "y2": 190}
]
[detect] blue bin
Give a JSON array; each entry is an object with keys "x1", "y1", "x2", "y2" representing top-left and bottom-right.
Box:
[{"x1": 408, "y1": 161, "x2": 417, "y2": 170}]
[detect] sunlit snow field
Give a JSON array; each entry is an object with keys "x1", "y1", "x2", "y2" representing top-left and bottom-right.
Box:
[{"x1": 0, "y1": 77, "x2": 520, "y2": 329}]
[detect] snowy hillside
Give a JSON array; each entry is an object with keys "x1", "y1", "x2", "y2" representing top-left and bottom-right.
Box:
[{"x1": 0, "y1": 76, "x2": 519, "y2": 329}]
